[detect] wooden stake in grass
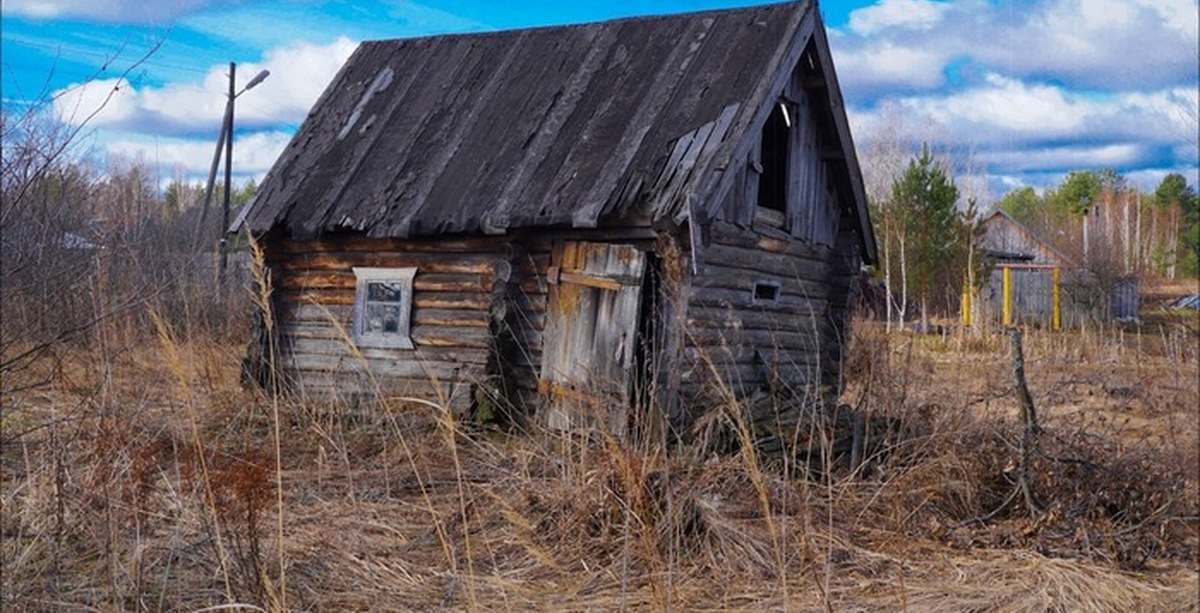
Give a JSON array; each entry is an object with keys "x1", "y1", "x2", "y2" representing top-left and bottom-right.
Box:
[{"x1": 1008, "y1": 327, "x2": 1042, "y2": 519}]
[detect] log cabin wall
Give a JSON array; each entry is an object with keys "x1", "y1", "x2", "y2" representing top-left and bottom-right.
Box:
[
  {"x1": 266, "y1": 233, "x2": 513, "y2": 412},
  {"x1": 497, "y1": 237, "x2": 553, "y2": 412},
  {"x1": 685, "y1": 220, "x2": 834, "y2": 403},
  {"x1": 679, "y1": 69, "x2": 859, "y2": 421}
]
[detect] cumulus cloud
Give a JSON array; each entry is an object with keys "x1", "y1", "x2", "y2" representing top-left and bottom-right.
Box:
[
  {"x1": 832, "y1": 41, "x2": 948, "y2": 93},
  {"x1": 832, "y1": 0, "x2": 1199, "y2": 95},
  {"x1": 979, "y1": 143, "x2": 1145, "y2": 173},
  {"x1": 51, "y1": 37, "x2": 358, "y2": 134},
  {"x1": 836, "y1": 0, "x2": 1198, "y2": 194},
  {"x1": 852, "y1": 75, "x2": 1197, "y2": 152},
  {"x1": 847, "y1": 0, "x2": 951, "y2": 34},
  {"x1": 104, "y1": 130, "x2": 294, "y2": 179}
]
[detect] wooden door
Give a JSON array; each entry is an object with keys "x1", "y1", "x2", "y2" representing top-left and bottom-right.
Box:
[{"x1": 540, "y1": 241, "x2": 646, "y2": 435}]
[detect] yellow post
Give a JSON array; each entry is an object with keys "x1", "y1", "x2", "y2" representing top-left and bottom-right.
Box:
[
  {"x1": 1002, "y1": 266, "x2": 1013, "y2": 327},
  {"x1": 1052, "y1": 267, "x2": 1061, "y2": 331},
  {"x1": 961, "y1": 277, "x2": 972, "y2": 326}
]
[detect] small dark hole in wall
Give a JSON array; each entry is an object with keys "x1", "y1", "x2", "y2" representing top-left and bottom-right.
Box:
[{"x1": 754, "y1": 282, "x2": 780, "y2": 303}]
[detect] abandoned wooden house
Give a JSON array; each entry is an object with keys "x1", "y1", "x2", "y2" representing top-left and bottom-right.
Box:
[{"x1": 235, "y1": 1, "x2": 877, "y2": 437}]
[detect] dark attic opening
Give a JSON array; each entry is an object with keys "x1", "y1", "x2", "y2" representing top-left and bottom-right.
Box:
[{"x1": 757, "y1": 101, "x2": 790, "y2": 212}]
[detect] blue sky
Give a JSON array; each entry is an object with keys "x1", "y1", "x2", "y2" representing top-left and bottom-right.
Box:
[{"x1": 2, "y1": 0, "x2": 1197, "y2": 203}]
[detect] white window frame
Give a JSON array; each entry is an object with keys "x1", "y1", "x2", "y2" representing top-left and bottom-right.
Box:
[{"x1": 352, "y1": 267, "x2": 416, "y2": 349}]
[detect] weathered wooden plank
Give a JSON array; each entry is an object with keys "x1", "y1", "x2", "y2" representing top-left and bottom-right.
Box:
[
  {"x1": 409, "y1": 325, "x2": 491, "y2": 348},
  {"x1": 687, "y1": 287, "x2": 828, "y2": 315},
  {"x1": 708, "y1": 220, "x2": 831, "y2": 257},
  {"x1": 276, "y1": 289, "x2": 491, "y2": 310},
  {"x1": 283, "y1": 336, "x2": 489, "y2": 362},
  {"x1": 690, "y1": 270, "x2": 829, "y2": 304},
  {"x1": 279, "y1": 319, "x2": 491, "y2": 346},
  {"x1": 271, "y1": 235, "x2": 509, "y2": 255},
  {"x1": 700, "y1": 244, "x2": 829, "y2": 283},
  {"x1": 282, "y1": 352, "x2": 482, "y2": 379},
  {"x1": 289, "y1": 373, "x2": 471, "y2": 404},
  {"x1": 683, "y1": 327, "x2": 822, "y2": 353},
  {"x1": 272, "y1": 252, "x2": 497, "y2": 274},
  {"x1": 686, "y1": 305, "x2": 824, "y2": 332},
  {"x1": 278, "y1": 271, "x2": 495, "y2": 293}
]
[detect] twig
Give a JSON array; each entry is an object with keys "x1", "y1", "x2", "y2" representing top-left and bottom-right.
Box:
[{"x1": 1008, "y1": 328, "x2": 1042, "y2": 519}]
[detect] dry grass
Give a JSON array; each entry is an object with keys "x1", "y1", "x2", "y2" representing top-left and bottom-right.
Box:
[{"x1": 3, "y1": 312, "x2": 1198, "y2": 611}]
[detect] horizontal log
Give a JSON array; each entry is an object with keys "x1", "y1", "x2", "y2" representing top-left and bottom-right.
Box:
[
  {"x1": 278, "y1": 271, "x2": 495, "y2": 293},
  {"x1": 708, "y1": 220, "x2": 832, "y2": 259},
  {"x1": 287, "y1": 374, "x2": 473, "y2": 408},
  {"x1": 683, "y1": 327, "x2": 822, "y2": 353},
  {"x1": 687, "y1": 286, "x2": 828, "y2": 313},
  {"x1": 282, "y1": 336, "x2": 489, "y2": 363},
  {"x1": 686, "y1": 305, "x2": 824, "y2": 332},
  {"x1": 279, "y1": 303, "x2": 352, "y2": 325},
  {"x1": 276, "y1": 289, "x2": 491, "y2": 310},
  {"x1": 694, "y1": 265, "x2": 829, "y2": 300},
  {"x1": 281, "y1": 352, "x2": 485, "y2": 381},
  {"x1": 699, "y1": 243, "x2": 829, "y2": 284},
  {"x1": 281, "y1": 305, "x2": 490, "y2": 330},
  {"x1": 277, "y1": 323, "x2": 491, "y2": 349},
  {"x1": 410, "y1": 325, "x2": 491, "y2": 349},
  {"x1": 272, "y1": 252, "x2": 497, "y2": 274},
  {"x1": 270, "y1": 235, "x2": 510, "y2": 255}
]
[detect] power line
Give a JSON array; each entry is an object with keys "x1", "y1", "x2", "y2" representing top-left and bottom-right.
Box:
[{"x1": 7, "y1": 39, "x2": 214, "y2": 75}]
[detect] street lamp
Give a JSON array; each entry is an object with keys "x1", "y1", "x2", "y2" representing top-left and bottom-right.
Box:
[{"x1": 198, "y1": 62, "x2": 269, "y2": 283}]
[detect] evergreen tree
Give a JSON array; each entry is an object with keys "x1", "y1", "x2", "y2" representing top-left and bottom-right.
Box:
[
  {"x1": 997, "y1": 186, "x2": 1041, "y2": 223},
  {"x1": 1154, "y1": 173, "x2": 1199, "y2": 277},
  {"x1": 891, "y1": 144, "x2": 961, "y2": 328}
]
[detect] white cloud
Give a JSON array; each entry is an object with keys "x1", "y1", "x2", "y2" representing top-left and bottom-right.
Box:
[
  {"x1": 848, "y1": 74, "x2": 1198, "y2": 199},
  {"x1": 3, "y1": 0, "x2": 237, "y2": 24},
  {"x1": 851, "y1": 74, "x2": 1197, "y2": 153},
  {"x1": 979, "y1": 143, "x2": 1144, "y2": 171},
  {"x1": 833, "y1": 0, "x2": 1199, "y2": 94},
  {"x1": 898, "y1": 74, "x2": 1089, "y2": 136},
  {"x1": 102, "y1": 130, "x2": 294, "y2": 181},
  {"x1": 833, "y1": 41, "x2": 947, "y2": 92},
  {"x1": 51, "y1": 37, "x2": 358, "y2": 133},
  {"x1": 848, "y1": 0, "x2": 950, "y2": 34}
]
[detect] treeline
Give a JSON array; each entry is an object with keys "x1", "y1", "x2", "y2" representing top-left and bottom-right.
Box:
[
  {"x1": 1, "y1": 109, "x2": 258, "y2": 386},
  {"x1": 868, "y1": 143, "x2": 988, "y2": 330},
  {"x1": 864, "y1": 135, "x2": 1198, "y2": 331},
  {"x1": 997, "y1": 170, "x2": 1199, "y2": 279}
]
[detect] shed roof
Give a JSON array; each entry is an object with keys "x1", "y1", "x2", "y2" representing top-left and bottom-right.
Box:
[
  {"x1": 240, "y1": 1, "x2": 872, "y2": 259},
  {"x1": 982, "y1": 210, "x2": 1077, "y2": 268}
]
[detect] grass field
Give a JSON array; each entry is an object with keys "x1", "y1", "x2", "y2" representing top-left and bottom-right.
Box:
[{"x1": 2, "y1": 301, "x2": 1197, "y2": 611}]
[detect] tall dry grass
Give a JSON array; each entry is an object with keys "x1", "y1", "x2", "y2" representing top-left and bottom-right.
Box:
[{"x1": 2, "y1": 292, "x2": 1197, "y2": 610}]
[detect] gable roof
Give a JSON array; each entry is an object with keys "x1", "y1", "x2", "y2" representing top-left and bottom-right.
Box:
[
  {"x1": 240, "y1": 1, "x2": 873, "y2": 261},
  {"x1": 981, "y1": 210, "x2": 1077, "y2": 267}
]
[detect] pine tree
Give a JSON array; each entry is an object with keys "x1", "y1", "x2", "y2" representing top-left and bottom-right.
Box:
[{"x1": 891, "y1": 143, "x2": 960, "y2": 329}]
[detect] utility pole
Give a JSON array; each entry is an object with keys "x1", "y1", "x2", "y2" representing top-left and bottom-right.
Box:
[
  {"x1": 220, "y1": 62, "x2": 236, "y2": 283},
  {"x1": 197, "y1": 62, "x2": 267, "y2": 284}
]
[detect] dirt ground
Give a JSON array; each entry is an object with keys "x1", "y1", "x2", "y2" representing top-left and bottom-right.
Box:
[{"x1": 2, "y1": 306, "x2": 1197, "y2": 611}]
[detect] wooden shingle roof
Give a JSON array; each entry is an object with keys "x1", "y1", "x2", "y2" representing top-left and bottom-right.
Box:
[{"x1": 240, "y1": 1, "x2": 869, "y2": 250}]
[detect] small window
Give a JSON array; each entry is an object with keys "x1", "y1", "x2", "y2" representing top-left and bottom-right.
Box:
[
  {"x1": 352, "y1": 267, "x2": 416, "y2": 349},
  {"x1": 753, "y1": 281, "x2": 781, "y2": 304},
  {"x1": 757, "y1": 101, "x2": 791, "y2": 213}
]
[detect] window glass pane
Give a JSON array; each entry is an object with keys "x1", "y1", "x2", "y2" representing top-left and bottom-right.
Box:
[
  {"x1": 368, "y1": 281, "x2": 404, "y2": 302},
  {"x1": 365, "y1": 303, "x2": 402, "y2": 334}
]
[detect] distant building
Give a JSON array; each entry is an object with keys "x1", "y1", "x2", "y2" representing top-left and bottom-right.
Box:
[{"x1": 974, "y1": 210, "x2": 1138, "y2": 327}]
